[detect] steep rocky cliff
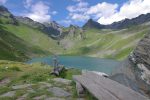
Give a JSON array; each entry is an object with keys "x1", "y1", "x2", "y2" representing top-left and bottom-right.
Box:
[
  {"x1": 129, "y1": 32, "x2": 150, "y2": 94},
  {"x1": 111, "y1": 32, "x2": 150, "y2": 97},
  {"x1": 83, "y1": 19, "x2": 105, "y2": 29},
  {"x1": 0, "y1": 6, "x2": 18, "y2": 25},
  {"x1": 16, "y1": 16, "x2": 61, "y2": 38}
]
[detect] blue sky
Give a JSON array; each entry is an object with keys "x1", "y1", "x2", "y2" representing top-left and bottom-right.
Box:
[{"x1": 0, "y1": 0, "x2": 150, "y2": 26}]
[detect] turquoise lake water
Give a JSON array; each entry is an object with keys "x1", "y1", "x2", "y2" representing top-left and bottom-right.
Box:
[{"x1": 27, "y1": 56, "x2": 120, "y2": 75}]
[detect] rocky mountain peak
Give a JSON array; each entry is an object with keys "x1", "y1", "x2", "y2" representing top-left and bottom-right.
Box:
[
  {"x1": 0, "y1": 5, "x2": 9, "y2": 13},
  {"x1": 0, "y1": 5, "x2": 18, "y2": 25},
  {"x1": 0, "y1": 5, "x2": 12, "y2": 17},
  {"x1": 16, "y1": 16, "x2": 34, "y2": 22},
  {"x1": 83, "y1": 18, "x2": 105, "y2": 29},
  {"x1": 69, "y1": 24, "x2": 80, "y2": 29},
  {"x1": 43, "y1": 21, "x2": 62, "y2": 31},
  {"x1": 83, "y1": 13, "x2": 150, "y2": 29},
  {"x1": 15, "y1": 16, "x2": 62, "y2": 38}
]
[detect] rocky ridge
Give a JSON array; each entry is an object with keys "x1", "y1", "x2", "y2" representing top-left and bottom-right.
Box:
[
  {"x1": 16, "y1": 16, "x2": 62, "y2": 38},
  {"x1": 0, "y1": 6, "x2": 18, "y2": 25},
  {"x1": 111, "y1": 32, "x2": 150, "y2": 97},
  {"x1": 83, "y1": 13, "x2": 150, "y2": 29}
]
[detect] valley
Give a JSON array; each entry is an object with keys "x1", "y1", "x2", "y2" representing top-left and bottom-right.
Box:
[
  {"x1": 1, "y1": 5, "x2": 150, "y2": 61},
  {"x1": 0, "y1": 5, "x2": 150, "y2": 100}
]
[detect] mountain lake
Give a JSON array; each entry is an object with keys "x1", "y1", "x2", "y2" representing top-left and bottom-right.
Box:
[{"x1": 27, "y1": 56, "x2": 121, "y2": 75}]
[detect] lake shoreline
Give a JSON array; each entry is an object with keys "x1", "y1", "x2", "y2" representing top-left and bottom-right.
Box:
[{"x1": 27, "y1": 56, "x2": 120, "y2": 75}]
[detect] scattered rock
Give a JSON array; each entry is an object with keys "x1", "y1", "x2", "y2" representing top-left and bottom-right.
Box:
[
  {"x1": 45, "y1": 97, "x2": 65, "y2": 100},
  {"x1": 77, "y1": 98, "x2": 85, "y2": 100},
  {"x1": 0, "y1": 91, "x2": 15, "y2": 97},
  {"x1": 33, "y1": 95, "x2": 47, "y2": 100},
  {"x1": 52, "y1": 78, "x2": 72, "y2": 85},
  {"x1": 21, "y1": 93, "x2": 28, "y2": 98},
  {"x1": 12, "y1": 84, "x2": 33, "y2": 89},
  {"x1": 47, "y1": 87, "x2": 71, "y2": 97},
  {"x1": 0, "y1": 78, "x2": 10, "y2": 86},
  {"x1": 39, "y1": 82, "x2": 52, "y2": 87},
  {"x1": 65, "y1": 86, "x2": 73, "y2": 91},
  {"x1": 17, "y1": 93, "x2": 28, "y2": 100},
  {"x1": 27, "y1": 88, "x2": 35, "y2": 93}
]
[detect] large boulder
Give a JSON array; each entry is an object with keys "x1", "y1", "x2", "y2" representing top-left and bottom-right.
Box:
[
  {"x1": 111, "y1": 32, "x2": 150, "y2": 97},
  {"x1": 47, "y1": 87, "x2": 71, "y2": 97},
  {"x1": 0, "y1": 91, "x2": 16, "y2": 97},
  {"x1": 12, "y1": 84, "x2": 33, "y2": 89},
  {"x1": 52, "y1": 78, "x2": 72, "y2": 85}
]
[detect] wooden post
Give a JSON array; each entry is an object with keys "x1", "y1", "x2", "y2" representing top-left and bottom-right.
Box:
[{"x1": 52, "y1": 55, "x2": 59, "y2": 68}]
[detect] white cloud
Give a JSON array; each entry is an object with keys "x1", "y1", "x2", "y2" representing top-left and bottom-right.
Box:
[
  {"x1": 87, "y1": 2, "x2": 118, "y2": 19},
  {"x1": 66, "y1": 0, "x2": 150, "y2": 25},
  {"x1": 66, "y1": 1, "x2": 89, "y2": 21},
  {"x1": 24, "y1": 1, "x2": 51, "y2": 23},
  {"x1": 24, "y1": 0, "x2": 32, "y2": 8},
  {"x1": 51, "y1": 11, "x2": 57, "y2": 15},
  {"x1": 69, "y1": 13, "x2": 89, "y2": 21},
  {"x1": 67, "y1": 2, "x2": 88, "y2": 13},
  {"x1": 73, "y1": 0, "x2": 83, "y2": 2},
  {"x1": 0, "y1": 0, "x2": 7, "y2": 4},
  {"x1": 58, "y1": 20, "x2": 72, "y2": 26},
  {"x1": 98, "y1": 0, "x2": 150, "y2": 24}
]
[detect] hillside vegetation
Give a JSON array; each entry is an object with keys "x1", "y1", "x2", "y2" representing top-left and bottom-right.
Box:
[
  {"x1": 2, "y1": 23, "x2": 64, "y2": 54},
  {"x1": 1, "y1": 22, "x2": 150, "y2": 61},
  {"x1": 0, "y1": 24, "x2": 51, "y2": 61},
  {"x1": 0, "y1": 5, "x2": 150, "y2": 61},
  {"x1": 60, "y1": 23, "x2": 150, "y2": 60},
  {"x1": 0, "y1": 60, "x2": 82, "y2": 100}
]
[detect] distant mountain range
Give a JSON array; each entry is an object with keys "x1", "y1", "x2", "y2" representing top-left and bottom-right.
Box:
[
  {"x1": 1, "y1": 5, "x2": 150, "y2": 97},
  {"x1": 0, "y1": 6, "x2": 18, "y2": 25},
  {"x1": 83, "y1": 13, "x2": 150, "y2": 29},
  {"x1": 0, "y1": 5, "x2": 150, "y2": 61},
  {"x1": 16, "y1": 16, "x2": 62, "y2": 38},
  {"x1": 1, "y1": 5, "x2": 150, "y2": 35},
  {"x1": 0, "y1": 5, "x2": 62, "y2": 39}
]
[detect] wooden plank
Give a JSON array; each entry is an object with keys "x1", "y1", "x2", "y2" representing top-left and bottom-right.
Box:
[
  {"x1": 73, "y1": 75, "x2": 119, "y2": 100},
  {"x1": 82, "y1": 72, "x2": 149, "y2": 100}
]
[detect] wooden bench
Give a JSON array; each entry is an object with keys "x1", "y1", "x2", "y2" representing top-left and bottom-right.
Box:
[{"x1": 73, "y1": 71, "x2": 149, "y2": 100}]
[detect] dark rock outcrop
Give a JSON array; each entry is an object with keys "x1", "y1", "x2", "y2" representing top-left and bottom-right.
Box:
[
  {"x1": 0, "y1": 5, "x2": 18, "y2": 25},
  {"x1": 0, "y1": 6, "x2": 63, "y2": 39},
  {"x1": 83, "y1": 19, "x2": 105, "y2": 29},
  {"x1": 108, "y1": 13, "x2": 150, "y2": 29},
  {"x1": 111, "y1": 33, "x2": 150, "y2": 97},
  {"x1": 131, "y1": 33, "x2": 150, "y2": 70},
  {"x1": 0, "y1": 5, "x2": 9, "y2": 14},
  {"x1": 16, "y1": 16, "x2": 62, "y2": 38}
]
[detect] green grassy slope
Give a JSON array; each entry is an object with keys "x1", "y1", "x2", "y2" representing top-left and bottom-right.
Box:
[
  {"x1": 1, "y1": 22, "x2": 149, "y2": 61},
  {"x1": 0, "y1": 60, "x2": 81, "y2": 100},
  {"x1": 61, "y1": 23, "x2": 150, "y2": 60},
  {"x1": 2, "y1": 23, "x2": 64, "y2": 54},
  {"x1": 0, "y1": 24, "x2": 50, "y2": 61},
  {"x1": 0, "y1": 20, "x2": 65, "y2": 61},
  {"x1": 0, "y1": 6, "x2": 150, "y2": 61},
  {"x1": 0, "y1": 7, "x2": 59, "y2": 61},
  {"x1": 1, "y1": 10, "x2": 150, "y2": 61}
]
